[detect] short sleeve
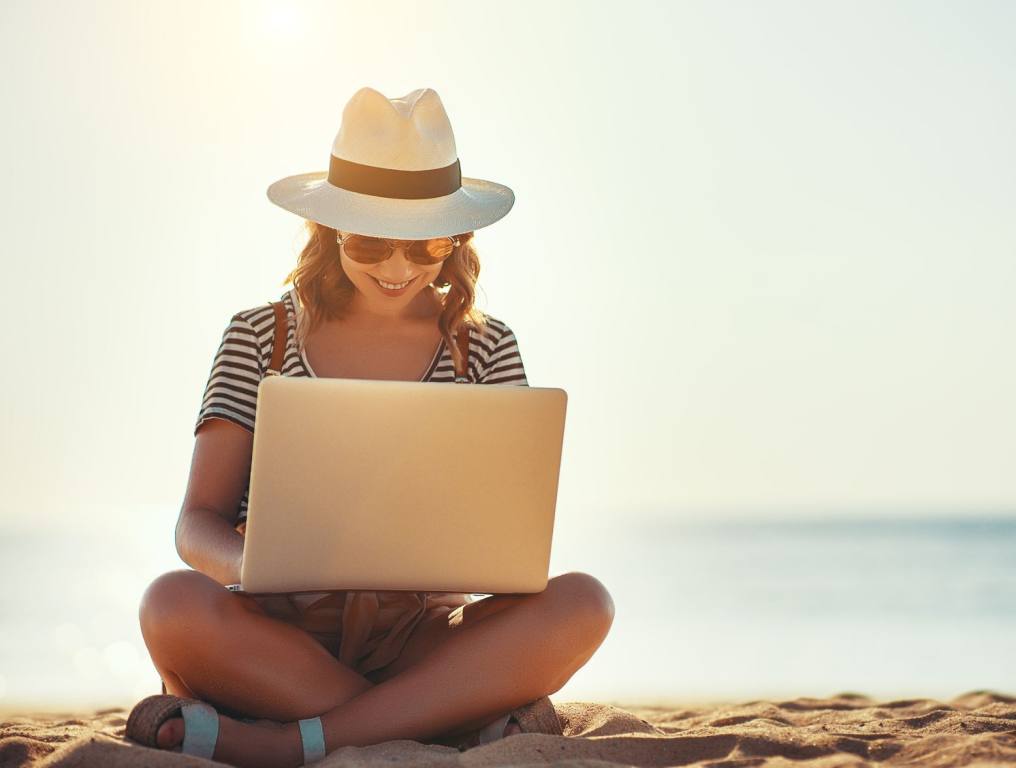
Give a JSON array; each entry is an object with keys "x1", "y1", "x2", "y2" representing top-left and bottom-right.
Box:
[
  {"x1": 194, "y1": 315, "x2": 263, "y2": 436},
  {"x1": 478, "y1": 324, "x2": 529, "y2": 386}
]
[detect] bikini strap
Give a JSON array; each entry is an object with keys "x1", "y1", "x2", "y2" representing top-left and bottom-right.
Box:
[
  {"x1": 454, "y1": 326, "x2": 471, "y2": 383},
  {"x1": 266, "y1": 301, "x2": 288, "y2": 376}
]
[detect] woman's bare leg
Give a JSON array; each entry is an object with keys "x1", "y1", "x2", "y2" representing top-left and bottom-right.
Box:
[
  {"x1": 140, "y1": 571, "x2": 614, "y2": 768},
  {"x1": 317, "y1": 571, "x2": 614, "y2": 745},
  {"x1": 139, "y1": 569, "x2": 374, "y2": 721}
]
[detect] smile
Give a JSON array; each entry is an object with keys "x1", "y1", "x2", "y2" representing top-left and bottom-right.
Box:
[{"x1": 372, "y1": 275, "x2": 417, "y2": 292}]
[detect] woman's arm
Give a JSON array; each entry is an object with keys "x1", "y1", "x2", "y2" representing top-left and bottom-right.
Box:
[{"x1": 176, "y1": 418, "x2": 254, "y2": 587}]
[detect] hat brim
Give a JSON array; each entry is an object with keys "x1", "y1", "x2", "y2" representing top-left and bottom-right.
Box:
[{"x1": 266, "y1": 172, "x2": 514, "y2": 240}]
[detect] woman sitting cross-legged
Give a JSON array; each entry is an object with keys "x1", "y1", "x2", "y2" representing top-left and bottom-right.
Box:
[{"x1": 125, "y1": 86, "x2": 615, "y2": 768}]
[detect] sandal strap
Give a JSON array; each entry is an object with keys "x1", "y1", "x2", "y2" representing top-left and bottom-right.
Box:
[
  {"x1": 180, "y1": 701, "x2": 220, "y2": 759},
  {"x1": 475, "y1": 712, "x2": 512, "y2": 744},
  {"x1": 298, "y1": 716, "x2": 327, "y2": 763}
]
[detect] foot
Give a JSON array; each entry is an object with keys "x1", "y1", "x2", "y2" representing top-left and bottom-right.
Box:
[
  {"x1": 437, "y1": 713, "x2": 523, "y2": 750},
  {"x1": 155, "y1": 711, "x2": 304, "y2": 768},
  {"x1": 504, "y1": 716, "x2": 522, "y2": 736}
]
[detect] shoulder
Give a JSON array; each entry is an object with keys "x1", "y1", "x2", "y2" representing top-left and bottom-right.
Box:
[
  {"x1": 226, "y1": 291, "x2": 296, "y2": 342},
  {"x1": 229, "y1": 292, "x2": 291, "y2": 336},
  {"x1": 469, "y1": 313, "x2": 527, "y2": 385},
  {"x1": 472, "y1": 313, "x2": 521, "y2": 353},
  {"x1": 214, "y1": 291, "x2": 294, "y2": 368}
]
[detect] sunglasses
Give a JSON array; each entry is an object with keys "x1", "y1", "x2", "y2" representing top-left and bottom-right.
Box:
[{"x1": 336, "y1": 232, "x2": 461, "y2": 265}]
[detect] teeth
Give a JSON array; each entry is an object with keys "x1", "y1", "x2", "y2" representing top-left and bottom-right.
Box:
[{"x1": 376, "y1": 277, "x2": 413, "y2": 290}]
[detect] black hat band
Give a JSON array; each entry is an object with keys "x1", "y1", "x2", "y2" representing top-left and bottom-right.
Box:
[{"x1": 328, "y1": 155, "x2": 462, "y2": 200}]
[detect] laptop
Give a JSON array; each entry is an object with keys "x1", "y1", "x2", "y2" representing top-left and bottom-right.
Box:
[{"x1": 232, "y1": 376, "x2": 567, "y2": 595}]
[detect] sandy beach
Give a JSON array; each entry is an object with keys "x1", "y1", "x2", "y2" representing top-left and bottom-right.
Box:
[{"x1": 2, "y1": 690, "x2": 1015, "y2": 767}]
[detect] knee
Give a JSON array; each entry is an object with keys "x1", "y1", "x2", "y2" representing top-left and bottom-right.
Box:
[
  {"x1": 545, "y1": 571, "x2": 615, "y2": 641},
  {"x1": 139, "y1": 569, "x2": 230, "y2": 643}
]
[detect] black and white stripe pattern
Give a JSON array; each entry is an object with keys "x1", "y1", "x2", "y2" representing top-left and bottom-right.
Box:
[{"x1": 195, "y1": 288, "x2": 528, "y2": 525}]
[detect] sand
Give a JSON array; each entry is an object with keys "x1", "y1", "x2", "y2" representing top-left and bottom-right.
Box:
[{"x1": 2, "y1": 690, "x2": 1015, "y2": 767}]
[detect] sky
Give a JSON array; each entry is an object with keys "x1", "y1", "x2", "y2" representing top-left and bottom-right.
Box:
[
  {"x1": 3, "y1": 1, "x2": 1014, "y2": 533},
  {"x1": 0, "y1": 0, "x2": 1014, "y2": 712}
]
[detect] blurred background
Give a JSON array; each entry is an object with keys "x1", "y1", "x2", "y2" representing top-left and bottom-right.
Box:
[{"x1": 1, "y1": 0, "x2": 1014, "y2": 713}]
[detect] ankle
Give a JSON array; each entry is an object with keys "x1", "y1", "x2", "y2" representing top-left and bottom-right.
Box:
[
  {"x1": 297, "y1": 716, "x2": 327, "y2": 763},
  {"x1": 284, "y1": 721, "x2": 311, "y2": 767}
]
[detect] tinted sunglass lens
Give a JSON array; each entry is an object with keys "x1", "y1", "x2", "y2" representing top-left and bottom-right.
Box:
[
  {"x1": 345, "y1": 236, "x2": 390, "y2": 263},
  {"x1": 411, "y1": 238, "x2": 455, "y2": 264},
  {"x1": 342, "y1": 235, "x2": 456, "y2": 264}
]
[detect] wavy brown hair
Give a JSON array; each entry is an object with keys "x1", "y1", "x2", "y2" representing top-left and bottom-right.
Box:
[{"x1": 282, "y1": 221, "x2": 488, "y2": 374}]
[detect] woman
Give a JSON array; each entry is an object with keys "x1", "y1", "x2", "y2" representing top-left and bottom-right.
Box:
[{"x1": 125, "y1": 87, "x2": 615, "y2": 768}]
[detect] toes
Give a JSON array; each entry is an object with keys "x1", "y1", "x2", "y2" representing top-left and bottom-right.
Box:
[{"x1": 156, "y1": 717, "x2": 184, "y2": 749}]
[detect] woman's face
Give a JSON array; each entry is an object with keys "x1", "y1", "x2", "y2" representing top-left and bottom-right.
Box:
[{"x1": 337, "y1": 230, "x2": 444, "y2": 317}]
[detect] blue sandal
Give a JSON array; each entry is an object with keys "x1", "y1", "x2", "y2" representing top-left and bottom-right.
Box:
[{"x1": 126, "y1": 694, "x2": 327, "y2": 765}]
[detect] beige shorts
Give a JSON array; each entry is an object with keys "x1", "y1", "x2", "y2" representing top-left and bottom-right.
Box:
[{"x1": 246, "y1": 589, "x2": 474, "y2": 680}]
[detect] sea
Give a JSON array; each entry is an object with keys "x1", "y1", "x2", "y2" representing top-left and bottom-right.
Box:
[{"x1": 1, "y1": 510, "x2": 1014, "y2": 712}]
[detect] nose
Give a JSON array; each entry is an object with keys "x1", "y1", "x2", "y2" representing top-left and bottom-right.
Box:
[{"x1": 373, "y1": 247, "x2": 416, "y2": 282}]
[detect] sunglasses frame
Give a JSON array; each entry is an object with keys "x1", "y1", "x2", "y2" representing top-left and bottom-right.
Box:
[{"x1": 336, "y1": 232, "x2": 462, "y2": 265}]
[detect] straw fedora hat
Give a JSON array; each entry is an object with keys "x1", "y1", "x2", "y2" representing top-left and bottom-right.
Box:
[{"x1": 266, "y1": 87, "x2": 515, "y2": 240}]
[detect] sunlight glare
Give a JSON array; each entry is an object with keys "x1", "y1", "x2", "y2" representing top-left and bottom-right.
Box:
[
  {"x1": 261, "y1": 1, "x2": 303, "y2": 39},
  {"x1": 50, "y1": 621, "x2": 84, "y2": 652},
  {"x1": 102, "y1": 640, "x2": 141, "y2": 678},
  {"x1": 72, "y1": 646, "x2": 102, "y2": 679}
]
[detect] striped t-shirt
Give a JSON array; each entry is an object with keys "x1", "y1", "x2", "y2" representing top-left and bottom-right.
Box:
[{"x1": 195, "y1": 287, "x2": 529, "y2": 526}]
